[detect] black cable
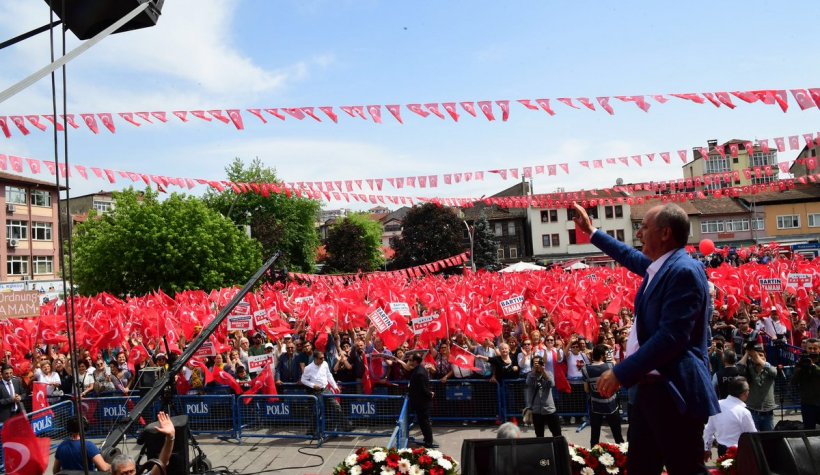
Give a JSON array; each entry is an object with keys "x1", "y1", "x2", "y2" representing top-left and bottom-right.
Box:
[{"x1": 231, "y1": 446, "x2": 325, "y2": 474}]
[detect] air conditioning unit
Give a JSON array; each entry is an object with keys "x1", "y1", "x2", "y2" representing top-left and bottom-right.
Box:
[
  {"x1": 7, "y1": 238, "x2": 18, "y2": 248},
  {"x1": 6, "y1": 203, "x2": 14, "y2": 213}
]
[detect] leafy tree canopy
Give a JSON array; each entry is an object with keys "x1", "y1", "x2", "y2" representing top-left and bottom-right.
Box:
[
  {"x1": 202, "y1": 158, "x2": 320, "y2": 272},
  {"x1": 72, "y1": 188, "x2": 262, "y2": 296},
  {"x1": 324, "y1": 213, "x2": 385, "y2": 273},
  {"x1": 392, "y1": 203, "x2": 465, "y2": 269}
]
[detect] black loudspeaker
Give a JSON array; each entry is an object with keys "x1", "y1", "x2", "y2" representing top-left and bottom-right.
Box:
[
  {"x1": 140, "y1": 414, "x2": 190, "y2": 474},
  {"x1": 44, "y1": 0, "x2": 164, "y2": 40},
  {"x1": 737, "y1": 430, "x2": 820, "y2": 475},
  {"x1": 460, "y1": 437, "x2": 572, "y2": 475}
]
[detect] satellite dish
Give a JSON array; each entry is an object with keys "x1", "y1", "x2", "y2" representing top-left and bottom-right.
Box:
[{"x1": 615, "y1": 178, "x2": 624, "y2": 185}]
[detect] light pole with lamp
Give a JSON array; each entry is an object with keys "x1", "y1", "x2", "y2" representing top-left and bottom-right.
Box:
[{"x1": 463, "y1": 220, "x2": 476, "y2": 272}]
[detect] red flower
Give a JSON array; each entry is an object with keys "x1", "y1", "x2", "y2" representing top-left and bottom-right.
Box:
[
  {"x1": 360, "y1": 461, "x2": 374, "y2": 472},
  {"x1": 430, "y1": 467, "x2": 444, "y2": 475},
  {"x1": 386, "y1": 453, "x2": 400, "y2": 468},
  {"x1": 586, "y1": 455, "x2": 599, "y2": 469},
  {"x1": 418, "y1": 455, "x2": 433, "y2": 467},
  {"x1": 356, "y1": 447, "x2": 368, "y2": 455},
  {"x1": 412, "y1": 447, "x2": 426, "y2": 456},
  {"x1": 357, "y1": 452, "x2": 371, "y2": 463}
]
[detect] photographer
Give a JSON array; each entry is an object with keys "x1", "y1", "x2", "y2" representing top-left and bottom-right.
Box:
[
  {"x1": 737, "y1": 342, "x2": 777, "y2": 431},
  {"x1": 790, "y1": 338, "x2": 820, "y2": 429}
]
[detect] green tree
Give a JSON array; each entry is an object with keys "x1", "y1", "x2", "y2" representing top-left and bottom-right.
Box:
[
  {"x1": 203, "y1": 158, "x2": 320, "y2": 272},
  {"x1": 392, "y1": 203, "x2": 465, "y2": 269},
  {"x1": 71, "y1": 188, "x2": 262, "y2": 296},
  {"x1": 471, "y1": 213, "x2": 499, "y2": 270},
  {"x1": 324, "y1": 213, "x2": 385, "y2": 273}
]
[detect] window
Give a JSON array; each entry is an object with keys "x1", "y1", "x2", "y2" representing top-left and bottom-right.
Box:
[
  {"x1": 751, "y1": 151, "x2": 777, "y2": 168},
  {"x1": 7, "y1": 256, "x2": 28, "y2": 276},
  {"x1": 92, "y1": 200, "x2": 114, "y2": 213},
  {"x1": 705, "y1": 157, "x2": 731, "y2": 174},
  {"x1": 808, "y1": 213, "x2": 820, "y2": 228},
  {"x1": 616, "y1": 229, "x2": 625, "y2": 242},
  {"x1": 606, "y1": 230, "x2": 615, "y2": 237},
  {"x1": 6, "y1": 220, "x2": 28, "y2": 240},
  {"x1": 497, "y1": 248, "x2": 505, "y2": 259},
  {"x1": 776, "y1": 215, "x2": 800, "y2": 229},
  {"x1": 384, "y1": 224, "x2": 401, "y2": 232},
  {"x1": 700, "y1": 220, "x2": 725, "y2": 234},
  {"x1": 507, "y1": 222, "x2": 516, "y2": 236},
  {"x1": 568, "y1": 230, "x2": 577, "y2": 245},
  {"x1": 30, "y1": 190, "x2": 51, "y2": 207},
  {"x1": 540, "y1": 210, "x2": 558, "y2": 223},
  {"x1": 604, "y1": 205, "x2": 623, "y2": 219},
  {"x1": 5, "y1": 187, "x2": 26, "y2": 205},
  {"x1": 605, "y1": 207, "x2": 613, "y2": 219},
  {"x1": 509, "y1": 247, "x2": 518, "y2": 259},
  {"x1": 752, "y1": 218, "x2": 764, "y2": 230},
  {"x1": 567, "y1": 206, "x2": 598, "y2": 221},
  {"x1": 33, "y1": 256, "x2": 53, "y2": 275},
  {"x1": 494, "y1": 223, "x2": 502, "y2": 237},
  {"x1": 542, "y1": 234, "x2": 559, "y2": 248},
  {"x1": 32, "y1": 222, "x2": 52, "y2": 241}
]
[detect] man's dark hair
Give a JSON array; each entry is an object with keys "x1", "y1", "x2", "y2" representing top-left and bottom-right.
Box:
[
  {"x1": 67, "y1": 417, "x2": 88, "y2": 435},
  {"x1": 712, "y1": 335, "x2": 725, "y2": 343},
  {"x1": 411, "y1": 353, "x2": 423, "y2": 364},
  {"x1": 655, "y1": 203, "x2": 690, "y2": 248},
  {"x1": 1, "y1": 364, "x2": 12, "y2": 373},
  {"x1": 722, "y1": 350, "x2": 737, "y2": 365},
  {"x1": 728, "y1": 376, "x2": 749, "y2": 398},
  {"x1": 592, "y1": 344, "x2": 609, "y2": 362}
]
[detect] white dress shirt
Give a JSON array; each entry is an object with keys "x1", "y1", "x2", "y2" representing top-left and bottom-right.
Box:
[
  {"x1": 703, "y1": 395, "x2": 757, "y2": 450},
  {"x1": 300, "y1": 361, "x2": 338, "y2": 391}
]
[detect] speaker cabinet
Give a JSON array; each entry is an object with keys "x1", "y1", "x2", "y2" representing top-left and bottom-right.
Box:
[
  {"x1": 737, "y1": 429, "x2": 820, "y2": 475},
  {"x1": 45, "y1": 0, "x2": 164, "y2": 40},
  {"x1": 140, "y1": 414, "x2": 190, "y2": 474},
  {"x1": 461, "y1": 437, "x2": 572, "y2": 475}
]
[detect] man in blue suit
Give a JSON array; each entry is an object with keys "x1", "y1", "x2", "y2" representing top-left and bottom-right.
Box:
[{"x1": 573, "y1": 202, "x2": 719, "y2": 475}]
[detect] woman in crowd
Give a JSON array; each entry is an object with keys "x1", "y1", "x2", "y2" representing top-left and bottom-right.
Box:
[
  {"x1": 78, "y1": 360, "x2": 96, "y2": 397},
  {"x1": 34, "y1": 360, "x2": 62, "y2": 401},
  {"x1": 525, "y1": 355, "x2": 561, "y2": 437},
  {"x1": 435, "y1": 343, "x2": 455, "y2": 383},
  {"x1": 109, "y1": 360, "x2": 130, "y2": 395},
  {"x1": 53, "y1": 355, "x2": 74, "y2": 398},
  {"x1": 517, "y1": 338, "x2": 535, "y2": 376},
  {"x1": 387, "y1": 348, "x2": 410, "y2": 381},
  {"x1": 489, "y1": 343, "x2": 520, "y2": 384},
  {"x1": 92, "y1": 358, "x2": 115, "y2": 395}
]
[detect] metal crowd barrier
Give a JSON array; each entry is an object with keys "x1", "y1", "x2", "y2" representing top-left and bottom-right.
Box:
[
  {"x1": 236, "y1": 394, "x2": 319, "y2": 442},
  {"x1": 322, "y1": 393, "x2": 406, "y2": 439},
  {"x1": 80, "y1": 395, "x2": 154, "y2": 439},
  {"x1": 170, "y1": 394, "x2": 237, "y2": 439},
  {"x1": 387, "y1": 397, "x2": 410, "y2": 450}
]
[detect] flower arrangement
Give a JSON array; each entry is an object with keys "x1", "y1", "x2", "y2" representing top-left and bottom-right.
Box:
[
  {"x1": 333, "y1": 446, "x2": 458, "y2": 475},
  {"x1": 713, "y1": 446, "x2": 737, "y2": 475},
  {"x1": 568, "y1": 442, "x2": 628, "y2": 475}
]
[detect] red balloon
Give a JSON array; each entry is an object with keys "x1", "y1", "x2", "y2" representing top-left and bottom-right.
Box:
[{"x1": 699, "y1": 239, "x2": 715, "y2": 256}]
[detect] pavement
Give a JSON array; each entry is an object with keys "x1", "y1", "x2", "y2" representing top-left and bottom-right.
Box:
[{"x1": 48, "y1": 415, "x2": 802, "y2": 474}]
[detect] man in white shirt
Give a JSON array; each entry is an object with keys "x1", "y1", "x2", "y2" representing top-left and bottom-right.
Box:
[
  {"x1": 300, "y1": 351, "x2": 352, "y2": 433},
  {"x1": 703, "y1": 377, "x2": 757, "y2": 460}
]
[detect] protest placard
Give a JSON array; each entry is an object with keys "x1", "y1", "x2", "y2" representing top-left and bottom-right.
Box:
[
  {"x1": 368, "y1": 307, "x2": 394, "y2": 333},
  {"x1": 759, "y1": 278, "x2": 783, "y2": 292},
  {"x1": 499, "y1": 295, "x2": 525, "y2": 316}
]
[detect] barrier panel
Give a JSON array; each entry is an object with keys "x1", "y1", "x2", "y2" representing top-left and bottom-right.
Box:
[
  {"x1": 79, "y1": 395, "x2": 154, "y2": 439},
  {"x1": 429, "y1": 379, "x2": 499, "y2": 422},
  {"x1": 0, "y1": 400, "x2": 74, "y2": 471},
  {"x1": 322, "y1": 393, "x2": 405, "y2": 439},
  {"x1": 171, "y1": 394, "x2": 236, "y2": 439},
  {"x1": 774, "y1": 365, "x2": 802, "y2": 411},
  {"x1": 236, "y1": 394, "x2": 319, "y2": 442},
  {"x1": 387, "y1": 397, "x2": 410, "y2": 450}
]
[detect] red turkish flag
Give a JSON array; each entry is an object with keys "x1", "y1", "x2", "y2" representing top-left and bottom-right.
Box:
[
  {"x1": 208, "y1": 110, "x2": 231, "y2": 123},
  {"x1": 119, "y1": 112, "x2": 141, "y2": 126},
  {"x1": 173, "y1": 110, "x2": 189, "y2": 122},
  {"x1": 80, "y1": 114, "x2": 99, "y2": 134},
  {"x1": 264, "y1": 108, "x2": 286, "y2": 121},
  {"x1": 246, "y1": 108, "x2": 267, "y2": 123},
  {"x1": 425, "y1": 103, "x2": 444, "y2": 119},
  {"x1": 575, "y1": 227, "x2": 591, "y2": 244},
  {"x1": 103, "y1": 169, "x2": 116, "y2": 183},
  {"x1": 151, "y1": 111, "x2": 168, "y2": 122},
  {"x1": 406, "y1": 104, "x2": 430, "y2": 118},
  {"x1": 9, "y1": 155, "x2": 23, "y2": 173},
  {"x1": 557, "y1": 97, "x2": 579, "y2": 109},
  {"x1": 535, "y1": 98, "x2": 555, "y2": 115},
  {"x1": 61, "y1": 114, "x2": 79, "y2": 128},
  {"x1": 442, "y1": 102, "x2": 459, "y2": 121},
  {"x1": 226, "y1": 109, "x2": 245, "y2": 130},
  {"x1": 301, "y1": 107, "x2": 321, "y2": 122},
  {"x1": 596, "y1": 97, "x2": 614, "y2": 114},
  {"x1": 493, "y1": 100, "x2": 509, "y2": 121},
  {"x1": 24, "y1": 116, "x2": 47, "y2": 131},
  {"x1": 729, "y1": 143, "x2": 739, "y2": 158},
  {"x1": 449, "y1": 345, "x2": 479, "y2": 371},
  {"x1": 26, "y1": 159, "x2": 41, "y2": 174},
  {"x1": 577, "y1": 97, "x2": 596, "y2": 110},
  {"x1": 559, "y1": 163, "x2": 569, "y2": 174},
  {"x1": 789, "y1": 136, "x2": 800, "y2": 150},
  {"x1": 32, "y1": 382, "x2": 49, "y2": 413},
  {"x1": 702, "y1": 93, "x2": 721, "y2": 108},
  {"x1": 2, "y1": 415, "x2": 50, "y2": 475},
  {"x1": 715, "y1": 92, "x2": 736, "y2": 109},
  {"x1": 367, "y1": 105, "x2": 383, "y2": 123},
  {"x1": 0, "y1": 154, "x2": 6, "y2": 170},
  {"x1": 98, "y1": 113, "x2": 116, "y2": 133},
  {"x1": 791, "y1": 89, "x2": 816, "y2": 110},
  {"x1": 774, "y1": 137, "x2": 786, "y2": 152},
  {"x1": 547, "y1": 164, "x2": 556, "y2": 176},
  {"x1": 191, "y1": 110, "x2": 212, "y2": 122},
  {"x1": 41, "y1": 115, "x2": 64, "y2": 131},
  {"x1": 0, "y1": 116, "x2": 12, "y2": 138},
  {"x1": 282, "y1": 108, "x2": 305, "y2": 120},
  {"x1": 385, "y1": 104, "x2": 403, "y2": 123},
  {"x1": 460, "y1": 101, "x2": 477, "y2": 117},
  {"x1": 214, "y1": 369, "x2": 242, "y2": 395},
  {"x1": 477, "y1": 101, "x2": 495, "y2": 120},
  {"x1": 10, "y1": 116, "x2": 30, "y2": 135},
  {"x1": 319, "y1": 106, "x2": 337, "y2": 123}
]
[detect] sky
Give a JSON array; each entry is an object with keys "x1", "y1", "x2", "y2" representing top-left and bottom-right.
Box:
[{"x1": 0, "y1": 0, "x2": 818, "y2": 211}]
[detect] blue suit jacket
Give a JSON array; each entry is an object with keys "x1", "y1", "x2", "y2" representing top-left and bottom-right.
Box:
[{"x1": 591, "y1": 231, "x2": 719, "y2": 420}]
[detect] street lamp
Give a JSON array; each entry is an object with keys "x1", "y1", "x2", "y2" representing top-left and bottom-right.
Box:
[{"x1": 463, "y1": 220, "x2": 476, "y2": 272}]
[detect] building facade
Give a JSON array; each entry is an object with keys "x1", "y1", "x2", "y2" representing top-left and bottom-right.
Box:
[
  {"x1": 461, "y1": 182, "x2": 531, "y2": 263},
  {"x1": 1, "y1": 173, "x2": 61, "y2": 282}
]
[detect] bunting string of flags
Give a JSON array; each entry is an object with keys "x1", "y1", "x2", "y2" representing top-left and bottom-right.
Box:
[
  {"x1": 288, "y1": 253, "x2": 469, "y2": 283},
  {"x1": 1, "y1": 130, "x2": 817, "y2": 207},
  {"x1": 0, "y1": 88, "x2": 818, "y2": 138}
]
